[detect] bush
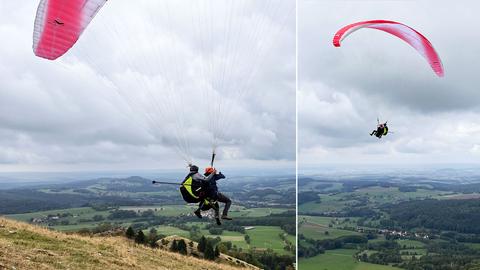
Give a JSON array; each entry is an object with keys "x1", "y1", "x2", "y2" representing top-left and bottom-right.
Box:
[
  {"x1": 177, "y1": 239, "x2": 187, "y2": 255},
  {"x1": 126, "y1": 226, "x2": 135, "y2": 239},
  {"x1": 135, "y1": 230, "x2": 146, "y2": 244},
  {"x1": 170, "y1": 240, "x2": 178, "y2": 252},
  {"x1": 204, "y1": 242, "x2": 215, "y2": 260},
  {"x1": 208, "y1": 227, "x2": 223, "y2": 235},
  {"x1": 198, "y1": 236, "x2": 207, "y2": 252}
]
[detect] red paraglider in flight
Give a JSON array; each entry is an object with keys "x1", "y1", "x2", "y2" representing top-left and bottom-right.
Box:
[
  {"x1": 333, "y1": 20, "x2": 444, "y2": 77},
  {"x1": 33, "y1": 0, "x2": 107, "y2": 60}
]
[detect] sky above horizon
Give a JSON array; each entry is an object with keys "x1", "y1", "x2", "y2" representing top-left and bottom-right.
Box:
[
  {"x1": 299, "y1": 0, "x2": 480, "y2": 169},
  {"x1": 0, "y1": 1, "x2": 295, "y2": 172}
]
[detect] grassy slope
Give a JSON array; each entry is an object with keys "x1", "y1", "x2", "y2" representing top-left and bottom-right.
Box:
[{"x1": 0, "y1": 218, "x2": 245, "y2": 270}]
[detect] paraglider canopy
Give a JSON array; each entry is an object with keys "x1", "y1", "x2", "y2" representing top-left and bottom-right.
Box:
[
  {"x1": 33, "y1": 0, "x2": 108, "y2": 60},
  {"x1": 333, "y1": 20, "x2": 444, "y2": 77}
]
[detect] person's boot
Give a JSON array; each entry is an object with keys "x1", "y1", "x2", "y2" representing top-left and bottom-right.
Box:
[
  {"x1": 221, "y1": 215, "x2": 233, "y2": 220},
  {"x1": 194, "y1": 209, "x2": 202, "y2": 219},
  {"x1": 216, "y1": 217, "x2": 222, "y2": 225}
]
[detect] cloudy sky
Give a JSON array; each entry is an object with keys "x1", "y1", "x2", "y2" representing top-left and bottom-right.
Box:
[
  {"x1": 0, "y1": 1, "x2": 295, "y2": 172},
  {"x1": 299, "y1": 0, "x2": 480, "y2": 169}
]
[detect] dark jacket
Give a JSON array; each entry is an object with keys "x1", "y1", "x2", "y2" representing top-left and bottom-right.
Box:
[{"x1": 204, "y1": 172, "x2": 226, "y2": 199}]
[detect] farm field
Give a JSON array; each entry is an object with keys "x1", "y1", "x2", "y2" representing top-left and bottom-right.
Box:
[
  {"x1": 300, "y1": 222, "x2": 360, "y2": 240},
  {"x1": 247, "y1": 226, "x2": 294, "y2": 254},
  {"x1": 299, "y1": 249, "x2": 402, "y2": 270}
]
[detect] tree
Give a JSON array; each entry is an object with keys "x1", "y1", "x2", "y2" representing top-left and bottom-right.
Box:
[
  {"x1": 177, "y1": 239, "x2": 187, "y2": 255},
  {"x1": 198, "y1": 236, "x2": 207, "y2": 252},
  {"x1": 204, "y1": 242, "x2": 215, "y2": 260},
  {"x1": 149, "y1": 227, "x2": 158, "y2": 236},
  {"x1": 214, "y1": 245, "x2": 220, "y2": 257},
  {"x1": 245, "y1": 234, "x2": 251, "y2": 244},
  {"x1": 148, "y1": 228, "x2": 159, "y2": 247},
  {"x1": 223, "y1": 241, "x2": 233, "y2": 251},
  {"x1": 126, "y1": 226, "x2": 135, "y2": 239},
  {"x1": 135, "y1": 230, "x2": 146, "y2": 244},
  {"x1": 170, "y1": 240, "x2": 178, "y2": 252},
  {"x1": 208, "y1": 227, "x2": 223, "y2": 235}
]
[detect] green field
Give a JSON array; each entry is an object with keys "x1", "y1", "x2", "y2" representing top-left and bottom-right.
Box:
[
  {"x1": 146, "y1": 225, "x2": 190, "y2": 238},
  {"x1": 301, "y1": 224, "x2": 359, "y2": 240},
  {"x1": 202, "y1": 230, "x2": 248, "y2": 248},
  {"x1": 203, "y1": 226, "x2": 295, "y2": 255},
  {"x1": 299, "y1": 216, "x2": 334, "y2": 225},
  {"x1": 299, "y1": 249, "x2": 402, "y2": 270},
  {"x1": 396, "y1": 239, "x2": 426, "y2": 249},
  {"x1": 229, "y1": 207, "x2": 288, "y2": 218},
  {"x1": 247, "y1": 226, "x2": 293, "y2": 254},
  {"x1": 120, "y1": 205, "x2": 195, "y2": 216},
  {"x1": 300, "y1": 221, "x2": 360, "y2": 240},
  {"x1": 6, "y1": 207, "x2": 104, "y2": 222},
  {"x1": 200, "y1": 225, "x2": 293, "y2": 255},
  {"x1": 465, "y1": 243, "x2": 480, "y2": 250}
]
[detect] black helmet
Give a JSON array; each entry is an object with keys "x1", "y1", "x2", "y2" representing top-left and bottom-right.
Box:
[{"x1": 189, "y1": 165, "x2": 199, "y2": 172}]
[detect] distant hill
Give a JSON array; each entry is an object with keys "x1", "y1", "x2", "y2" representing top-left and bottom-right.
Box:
[{"x1": 0, "y1": 218, "x2": 250, "y2": 270}]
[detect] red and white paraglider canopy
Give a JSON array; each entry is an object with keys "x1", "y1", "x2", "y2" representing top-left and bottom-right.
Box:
[
  {"x1": 33, "y1": 0, "x2": 107, "y2": 60},
  {"x1": 333, "y1": 20, "x2": 444, "y2": 77}
]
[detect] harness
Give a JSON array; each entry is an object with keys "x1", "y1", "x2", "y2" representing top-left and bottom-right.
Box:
[
  {"x1": 179, "y1": 173, "x2": 217, "y2": 205},
  {"x1": 179, "y1": 173, "x2": 204, "y2": 203}
]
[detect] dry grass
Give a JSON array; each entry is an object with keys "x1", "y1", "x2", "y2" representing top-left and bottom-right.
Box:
[{"x1": 0, "y1": 217, "x2": 248, "y2": 270}]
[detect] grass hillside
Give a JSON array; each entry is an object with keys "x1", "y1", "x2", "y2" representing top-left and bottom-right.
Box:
[{"x1": 0, "y1": 217, "x2": 247, "y2": 270}]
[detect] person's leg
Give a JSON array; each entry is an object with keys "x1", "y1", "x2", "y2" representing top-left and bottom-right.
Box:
[
  {"x1": 194, "y1": 201, "x2": 204, "y2": 219},
  {"x1": 216, "y1": 192, "x2": 232, "y2": 219},
  {"x1": 213, "y1": 202, "x2": 221, "y2": 225},
  {"x1": 212, "y1": 201, "x2": 220, "y2": 218}
]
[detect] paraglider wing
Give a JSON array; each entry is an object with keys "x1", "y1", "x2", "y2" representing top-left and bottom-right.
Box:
[
  {"x1": 333, "y1": 20, "x2": 444, "y2": 77},
  {"x1": 33, "y1": 0, "x2": 107, "y2": 60}
]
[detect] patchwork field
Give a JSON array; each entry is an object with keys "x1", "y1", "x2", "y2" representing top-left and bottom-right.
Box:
[{"x1": 299, "y1": 249, "x2": 402, "y2": 270}]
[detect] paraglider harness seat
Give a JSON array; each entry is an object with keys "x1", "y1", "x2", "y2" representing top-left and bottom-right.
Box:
[
  {"x1": 180, "y1": 172, "x2": 203, "y2": 203},
  {"x1": 179, "y1": 173, "x2": 218, "y2": 207},
  {"x1": 371, "y1": 124, "x2": 388, "y2": 138},
  {"x1": 376, "y1": 126, "x2": 388, "y2": 138}
]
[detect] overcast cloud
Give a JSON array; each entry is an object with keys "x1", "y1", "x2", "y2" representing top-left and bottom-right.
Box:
[
  {"x1": 0, "y1": 1, "x2": 295, "y2": 172},
  {"x1": 299, "y1": 0, "x2": 480, "y2": 168}
]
